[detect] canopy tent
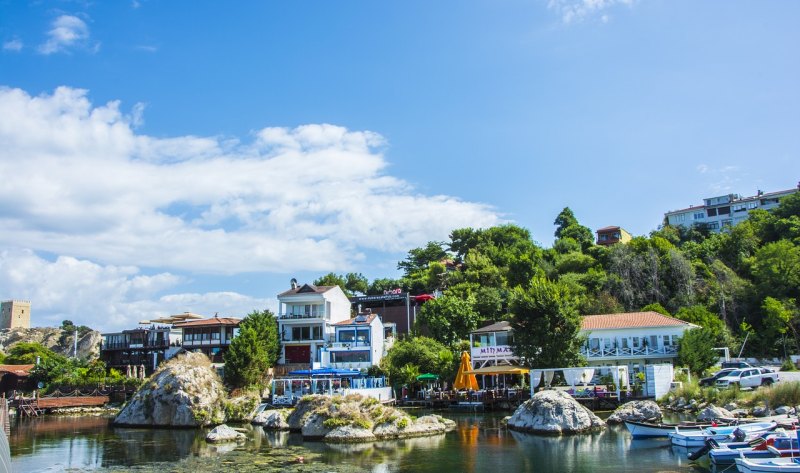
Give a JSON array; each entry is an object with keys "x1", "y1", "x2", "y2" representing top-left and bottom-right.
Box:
[
  {"x1": 453, "y1": 351, "x2": 479, "y2": 390},
  {"x1": 465, "y1": 365, "x2": 530, "y2": 376},
  {"x1": 287, "y1": 368, "x2": 362, "y2": 377},
  {"x1": 416, "y1": 373, "x2": 439, "y2": 381}
]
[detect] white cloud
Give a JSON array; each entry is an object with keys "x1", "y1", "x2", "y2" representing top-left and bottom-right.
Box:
[
  {"x1": 696, "y1": 164, "x2": 708, "y2": 173},
  {"x1": 38, "y1": 15, "x2": 96, "y2": 55},
  {"x1": 0, "y1": 86, "x2": 502, "y2": 276},
  {"x1": 547, "y1": 0, "x2": 635, "y2": 24},
  {"x1": 3, "y1": 38, "x2": 23, "y2": 52},
  {"x1": 0, "y1": 249, "x2": 276, "y2": 332}
]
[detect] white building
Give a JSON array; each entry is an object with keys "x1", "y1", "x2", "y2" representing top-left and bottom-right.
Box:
[
  {"x1": 469, "y1": 311, "x2": 698, "y2": 378},
  {"x1": 276, "y1": 282, "x2": 353, "y2": 368},
  {"x1": 319, "y1": 310, "x2": 385, "y2": 371},
  {"x1": 664, "y1": 186, "x2": 798, "y2": 232}
]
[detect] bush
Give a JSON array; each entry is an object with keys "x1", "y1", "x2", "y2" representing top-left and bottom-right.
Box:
[{"x1": 781, "y1": 359, "x2": 797, "y2": 371}]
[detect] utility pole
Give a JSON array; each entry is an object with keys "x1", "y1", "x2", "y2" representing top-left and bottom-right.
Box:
[{"x1": 74, "y1": 329, "x2": 78, "y2": 358}]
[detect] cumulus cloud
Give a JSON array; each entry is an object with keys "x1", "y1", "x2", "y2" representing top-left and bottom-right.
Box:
[
  {"x1": 38, "y1": 15, "x2": 96, "y2": 55},
  {"x1": 547, "y1": 0, "x2": 635, "y2": 24},
  {"x1": 0, "y1": 249, "x2": 276, "y2": 331},
  {"x1": 3, "y1": 38, "x2": 23, "y2": 52},
  {"x1": 0, "y1": 86, "x2": 501, "y2": 276}
]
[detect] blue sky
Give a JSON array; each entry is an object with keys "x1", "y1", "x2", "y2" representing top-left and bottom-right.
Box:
[{"x1": 1, "y1": 1, "x2": 798, "y2": 332}]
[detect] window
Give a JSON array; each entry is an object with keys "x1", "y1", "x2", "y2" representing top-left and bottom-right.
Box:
[
  {"x1": 747, "y1": 201, "x2": 758, "y2": 209},
  {"x1": 675, "y1": 214, "x2": 685, "y2": 222},
  {"x1": 338, "y1": 330, "x2": 355, "y2": 342},
  {"x1": 313, "y1": 326, "x2": 323, "y2": 340},
  {"x1": 707, "y1": 208, "x2": 718, "y2": 217},
  {"x1": 721, "y1": 219, "x2": 733, "y2": 227},
  {"x1": 356, "y1": 329, "x2": 370, "y2": 342},
  {"x1": 708, "y1": 221, "x2": 720, "y2": 230},
  {"x1": 495, "y1": 331, "x2": 512, "y2": 346},
  {"x1": 718, "y1": 206, "x2": 731, "y2": 215},
  {"x1": 292, "y1": 326, "x2": 311, "y2": 340},
  {"x1": 330, "y1": 351, "x2": 370, "y2": 363},
  {"x1": 694, "y1": 212, "x2": 705, "y2": 220},
  {"x1": 732, "y1": 204, "x2": 746, "y2": 212}
]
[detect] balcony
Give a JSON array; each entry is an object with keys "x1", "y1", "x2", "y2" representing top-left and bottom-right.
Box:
[
  {"x1": 183, "y1": 339, "x2": 232, "y2": 347},
  {"x1": 279, "y1": 311, "x2": 327, "y2": 320},
  {"x1": 328, "y1": 341, "x2": 371, "y2": 349},
  {"x1": 582, "y1": 345, "x2": 678, "y2": 359},
  {"x1": 101, "y1": 341, "x2": 170, "y2": 351}
]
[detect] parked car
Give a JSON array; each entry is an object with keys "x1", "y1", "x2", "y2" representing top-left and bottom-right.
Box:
[
  {"x1": 715, "y1": 367, "x2": 779, "y2": 389},
  {"x1": 699, "y1": 368, "x2": 736, "y2": 387}
]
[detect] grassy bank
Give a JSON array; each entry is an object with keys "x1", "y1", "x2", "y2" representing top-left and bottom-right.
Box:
[{"x1": 662, "y1": 380, "x2": 800, "y2": 410}]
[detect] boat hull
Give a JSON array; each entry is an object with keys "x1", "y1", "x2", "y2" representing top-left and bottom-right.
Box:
[{"x1": 735, "y1": 457, "x2": 800, "y2": 473}]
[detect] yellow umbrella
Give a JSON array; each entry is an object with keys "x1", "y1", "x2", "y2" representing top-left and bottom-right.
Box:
[{"x1": 453, "y1": 351, "x2": 479, "y2": 390}]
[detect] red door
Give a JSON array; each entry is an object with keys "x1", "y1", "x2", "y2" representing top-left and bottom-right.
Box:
[{"x1": 285, "y1": 345, "x2": 311, "y2": 364}]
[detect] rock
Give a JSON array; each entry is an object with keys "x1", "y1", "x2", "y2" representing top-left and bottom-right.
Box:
[
  {"x1": 286, "y1": 394, "x2": 454, "y2": 442},
  {"x1": 325, "y1": 425, "x2": 377, "y2": 443},
  {"x1": 696, "y1": 404, "x2": 733, "y2": 421},
  {"x1": 752, "y1": 405, "x2": 772, "y2": 417},
  {"x1": 113, "y1": 351, "x2": 227, "y2": 427},
  {"x1": 730, "y1": 408, "x2": 749, "y2": 418},
  {"x1": 775, "y1": 406, "x2": 794, "y2": 415},
  {"x1": 225, "y1": 392, "x2": 261, "y2": 422},
  {"x1": 675, "y1": 397, "x2": 687, "y2": 408},
  {"x1": 724, "y1": 402, "x2": 738, "y2": 411},
  {"x1": 206, "y1": 424, "x2": 246, "y2": 443},
  {"x1": 253, "y1": 409, "x2": 290, "y2": 429},
  {"x1": 606, "y1": 400, "x2": 662, "y2": 424},
  {"x1": 507, "y1": 390, "x2": 605, "y2": 435}
]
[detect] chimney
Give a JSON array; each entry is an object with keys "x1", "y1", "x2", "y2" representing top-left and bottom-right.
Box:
[{"x1": 290, "y1": 278, "x2": 298, "y2": 290}]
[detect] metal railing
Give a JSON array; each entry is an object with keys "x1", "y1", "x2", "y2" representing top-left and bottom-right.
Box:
[{"x1": 278, "y1": 311, "x2": 327, "y2": 320}]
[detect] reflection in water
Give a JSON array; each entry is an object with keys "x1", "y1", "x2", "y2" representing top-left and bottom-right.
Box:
[{"x1": 11, "y1": 412, "x2": 702, "y2": 472}]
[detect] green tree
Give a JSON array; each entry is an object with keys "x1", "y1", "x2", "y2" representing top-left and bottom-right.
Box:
[
  {"x1": 382, "y1": 337, "x2": 452, "y2": 385},
  {"x1": 640, "y1": 303, "x2": 670, "y2": 316},
  {"x1": 314, "y1": 273, "x2": 351, "y2": 296},
  {"x1": 675, "y1": 305, "x2": 725, "y2": 340},
  {"x1": 224, "y1": 310, "x2": 280, "y2": 388},
  {"x1": 509, "y1": 277, "x2": 585, "y2": 368},
  {"x1": 415, "y1": 295, "x2": 480, "y2": 348},
  {"x1": 367, "y1": 277, "x2": 404, "y2": 295},
  {"x1": 751, "y1": 240, "x2": 800, "y2": 300},
  {"x1": 677, "y1": 328, "x2": 718, "y2": 375},
  {"x1": 344, "y1": 272, "x2": 369, "y2": 295}
]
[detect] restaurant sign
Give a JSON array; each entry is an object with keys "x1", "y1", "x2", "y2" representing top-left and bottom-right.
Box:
[{"x1": 471, "y1": 345, "x2": 515, "y2": 360}]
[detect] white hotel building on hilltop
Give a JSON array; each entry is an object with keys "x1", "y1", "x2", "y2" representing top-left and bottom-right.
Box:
[{"x1": 663, "y1": 185, "x2": 798, "y2": 232}]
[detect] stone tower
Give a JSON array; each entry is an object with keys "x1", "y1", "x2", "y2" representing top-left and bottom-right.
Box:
[{"x1": 0, "y1": 300, "x2": 31, "y2": 329}]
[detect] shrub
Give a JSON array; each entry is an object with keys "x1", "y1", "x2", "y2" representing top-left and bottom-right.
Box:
[
  {"x1": 323, "y1": 417, "x2": 350, "y2": 429},
  {"x1": 397, "y1": 417, "x2": 409, "y2": 429},
  {"x1": 781, "y1": 359, "x2": 797, "y2": 371}
]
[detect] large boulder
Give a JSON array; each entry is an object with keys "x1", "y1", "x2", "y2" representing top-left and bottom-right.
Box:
[
  {"x1": 284, "y1": 394, "x2": 455, "y2": 442},
  {"x1": 206, "y1": 424, "x2": 246, "y2": 443},
  {"x1": 606, "y1": 400, "x2": 662, "y2": 424},
  {"x1": 253, "y1": 409, "x2": 290, "y2": 429},
  {"x1": 113, "y1": 351, "x2": 227, "y2": 427},
  {"x1": 507, "y1": 390, "x2": 605, "y2": 435},
  {"x1": 696, "y1": 404, "x2": 734, "y2": 421}
]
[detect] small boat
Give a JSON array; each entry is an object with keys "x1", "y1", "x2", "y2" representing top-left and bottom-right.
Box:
[
  {"x1": 624, "y1": 419, "x2": 737, "y2": 439},
  {"x1": 735, "y1": 456, "x2": 800, "y2": 473},
  {"x1": 707, "y1": 434, "x2": 799, "y2": 466},
  {"x1": 669, "y1": 422, "x2": 778, "y2": 448}
]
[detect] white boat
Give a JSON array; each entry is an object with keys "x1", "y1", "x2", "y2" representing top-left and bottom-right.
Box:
[
  {"x1": 624, "y1": 419, "x2": 735, "y2": 439},
  {"x1": 735, "y1": 456, "x2": 800, "y2": 473},
  {"x1": 669, "y1": 422, "x2": 777, "y2": 448}
]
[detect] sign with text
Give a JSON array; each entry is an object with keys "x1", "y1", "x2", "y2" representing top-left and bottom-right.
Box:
[{"x1": 471, "y1": 345, "x2": 515, "y2": 360}]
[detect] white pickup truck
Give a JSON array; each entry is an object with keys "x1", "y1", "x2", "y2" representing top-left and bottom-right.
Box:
[{"x1": 715, "y1": 367, "x2": 779, "y2": 388}]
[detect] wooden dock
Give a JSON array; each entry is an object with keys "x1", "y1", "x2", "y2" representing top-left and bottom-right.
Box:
[{"x1": 11, "y1": 390, "x2": 110, "y2": 417}]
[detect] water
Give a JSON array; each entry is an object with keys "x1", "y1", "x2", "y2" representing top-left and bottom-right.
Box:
[{"x1": 11, "y1": 413, "x2": 703, "y2": 472}]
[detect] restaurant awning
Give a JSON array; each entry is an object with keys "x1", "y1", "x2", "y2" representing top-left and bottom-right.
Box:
[{"x1": 466, "y1": 365, "x2": 530, "y2": 376}]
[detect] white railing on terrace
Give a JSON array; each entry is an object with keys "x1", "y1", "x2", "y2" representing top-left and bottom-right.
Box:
[
  {"x1": 329, "y1": 341, "x2": 371, "y2": 349},
  {"x1": 582, "y1": 346, "x2": 678, "y2": 358},
  {"x1": 279, "y1": 311, "x2": 327, "y2": 320}
]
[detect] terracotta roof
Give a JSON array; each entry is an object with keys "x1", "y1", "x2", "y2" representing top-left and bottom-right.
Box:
[
  {"x1": 278, "y1": 284, "x2": 336, "y2": 297},
  {"x1": 472, "y1": 320, "x2": 512, "y2": 333},
  {"x1": 581, "y1": 312, "x2": 698, "y2": 330},
  {"x1": 335, "y1": 313, "x2": 377, "y2": 326},
  {"x1": 173, "y1": 317, "x2": 241, "y2": 327},
  {"x1": 0, "y1": 364, "x2": 35, "y2": 376}
]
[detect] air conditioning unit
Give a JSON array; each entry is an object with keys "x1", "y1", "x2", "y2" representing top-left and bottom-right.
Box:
[{"x1": 669, "y1": 381, "x2": 682, "y2": 391}]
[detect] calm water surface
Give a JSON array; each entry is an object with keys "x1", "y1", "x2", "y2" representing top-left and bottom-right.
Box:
[{"x1": 10, "y1": 412, "x2": 705, "y2": 472}]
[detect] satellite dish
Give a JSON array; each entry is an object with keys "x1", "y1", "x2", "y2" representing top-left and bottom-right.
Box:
[{"x1": 37, "y1": 381, "x2": 44, "y2": 389}]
